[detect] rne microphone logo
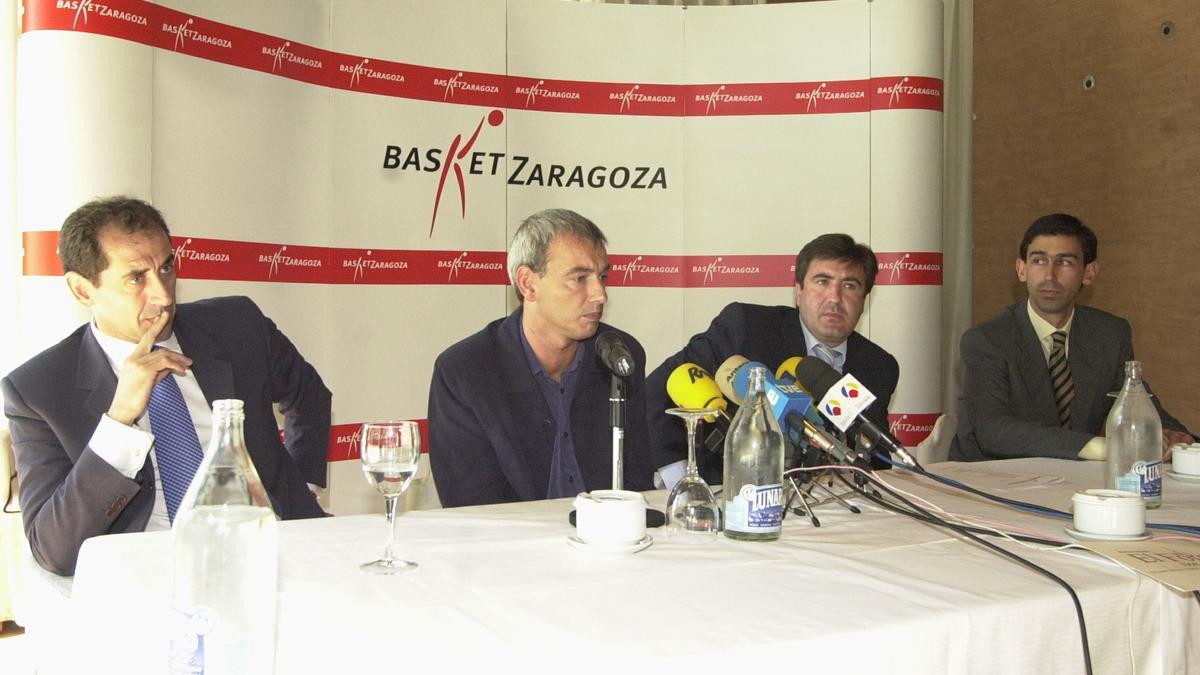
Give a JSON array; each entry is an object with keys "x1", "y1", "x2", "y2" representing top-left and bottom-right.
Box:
[
  {"x1": 429, "y1": 109, "x2": 505, "y2": 237},
  {"x1": 823, "y1": 400, "x2": 844, "y2": 418},
  {"x1": 840, "y1": 383, "x2": 861, "y2": 399}
]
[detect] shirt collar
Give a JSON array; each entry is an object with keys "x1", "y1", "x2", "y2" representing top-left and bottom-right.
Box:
[
  {"x1": 517, "y1": 323, "x2": 586, "y2": 380},
  {"x1": 1025, "y1": 300, "x2": 1075, "y2": 344},
  {"x1": 89, "y1": 321, "x2": 183, "y2": 375},
  {"x1": 798, "y1": 310, "x2": 849, "y2": 358}
]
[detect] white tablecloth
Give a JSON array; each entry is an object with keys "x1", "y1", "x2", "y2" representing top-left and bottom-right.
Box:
[{"x1": 38, "y1": 459, "x2": 1200, "y2": 673}]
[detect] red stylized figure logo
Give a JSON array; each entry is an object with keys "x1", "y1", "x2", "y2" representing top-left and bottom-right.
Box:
[{"x1": 429, "y1": 109, "x2": 504, "y2": 237}]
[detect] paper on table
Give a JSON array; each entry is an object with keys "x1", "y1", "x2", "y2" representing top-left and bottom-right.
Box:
[
  {"x1": 934, "y1": 467, "x2": 1067, "y2": 490},
  {"x1": 1082, "y1": 540, "x2": 1200, "y2": 593}
]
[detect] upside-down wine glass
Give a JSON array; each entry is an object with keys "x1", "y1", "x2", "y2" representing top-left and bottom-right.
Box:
[
  {"x1": 359, "y1": 421, "x2": 421, "y2": 574},
  {"x1": 664, "y1": 407, "x2": 721, "y2": 537}
]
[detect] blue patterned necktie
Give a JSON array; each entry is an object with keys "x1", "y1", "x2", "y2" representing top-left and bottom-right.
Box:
[
  {"x1": 147, "y1": 374, "x2": 206, "y2": 522},
  {"x1": 812, "y1": 344, "x2": 842, "y2": 373}
]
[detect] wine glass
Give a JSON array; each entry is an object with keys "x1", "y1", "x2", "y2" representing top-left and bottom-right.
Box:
[
  {"x1": 664, "y1": 407, "x2": 721, "y2": 537},
  {"x1": 359, "y1": 421, "x2": 421, "y2": 574}
]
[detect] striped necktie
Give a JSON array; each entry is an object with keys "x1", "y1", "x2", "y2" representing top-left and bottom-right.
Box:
[
  {"x1": 1048, "y1": 331, "x2": 1074, "y2": 427},
  {"x1": 812, "y1": 344, "x2": 842, "y2": 373},
  {"x1": 147, "y1": 374, "x2": 206, "y2": 522}
]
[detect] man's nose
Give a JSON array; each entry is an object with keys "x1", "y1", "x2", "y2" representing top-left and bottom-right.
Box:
[
  {"x1": 147, "y1": 273, "x2": 174, "y2": 305},
  {"x1": 589, "y1": 276, "x2": 607, "y2": 304}
]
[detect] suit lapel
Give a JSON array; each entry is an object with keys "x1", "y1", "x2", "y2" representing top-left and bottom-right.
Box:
[
  {"x1": 1066, "y1": 310, "x2": 1103, "y2": 432},
  {"x1": 77, "y1": 328, "x2": 119, "y2": 423},
  {"x1": 1013, "y1": 304, "x2": 1059, "y2": 427},
  {"x1": 172, "y1": 307, "x2": 235, "y2": 405}
]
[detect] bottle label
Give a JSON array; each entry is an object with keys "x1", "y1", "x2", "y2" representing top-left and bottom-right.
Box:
[
  {"x1": 1134, "y1": 460, "x2": 1162, "y2": 500},
  {"x1": 168, "y1": 605, "x2": 215, "y2": 674},
  {"x1": 724, "y1": 483, "x2": 784, "y2": 533}
]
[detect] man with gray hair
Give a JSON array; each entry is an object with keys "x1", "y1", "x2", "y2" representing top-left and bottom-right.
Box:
[{"x1": 428, "y1": 209, "x2": 654, "y2": 507}]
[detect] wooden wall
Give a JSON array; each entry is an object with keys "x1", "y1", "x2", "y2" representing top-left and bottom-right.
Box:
[{"x1": 973, "y1": 2, "x2": 1199, "y2": 434}]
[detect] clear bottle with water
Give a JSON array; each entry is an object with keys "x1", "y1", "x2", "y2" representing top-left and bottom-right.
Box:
[
  {"x1": 1105, "y1": 361, "x2": 1163, "y2": 508},
  {"x1": 722, "y1": 366, "x2": 786, "y2": 541},
  {"x1": 170, "y1": 399, "x2": 279, "y2": 673}
]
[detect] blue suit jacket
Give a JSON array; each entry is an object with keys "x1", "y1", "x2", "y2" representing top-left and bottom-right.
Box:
[
  {"x1": 646, "y1": 303, "x2": 900, "y2": 483},
  {"x1": 951, "y1": 302, "x2": 1189, "y2": 461},
  {"x1": 2, "y1": 296, "x2": 329, "y2": 575},
  {"x1": 427, "y1": 307, "x2": 655, "y2": 508}
]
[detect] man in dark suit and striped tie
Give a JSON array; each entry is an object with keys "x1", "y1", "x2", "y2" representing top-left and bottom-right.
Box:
[{"x1": 951, "y1": 213, "x2": 1193, "y2": 461}]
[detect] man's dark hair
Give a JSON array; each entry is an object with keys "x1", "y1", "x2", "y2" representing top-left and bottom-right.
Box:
[
  {"x1": 58, "y1": 196, "x2": 171, "y2": 284},
  {"x1": 1018, "y1": 213, "x2": 1098, "y2": 264},
  {"x1": 794, "y1": 233, "x2": 879, "y2": 294}
]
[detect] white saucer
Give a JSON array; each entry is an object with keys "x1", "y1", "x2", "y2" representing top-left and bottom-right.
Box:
[
  {"x1": 1166, "y1": 470, "x2": 1200, "y2": 485},
  {"x1": 1064, "y1": 526, "x2": 1151, "y2": 542},
  {"x1": 567, "y1": 534, "x2": 652, "y2": 554}
]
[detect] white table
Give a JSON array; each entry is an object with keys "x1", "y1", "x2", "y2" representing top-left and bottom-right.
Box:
[{"x1": 37, "y1": 459, "x2": 1200, "y2": 673}]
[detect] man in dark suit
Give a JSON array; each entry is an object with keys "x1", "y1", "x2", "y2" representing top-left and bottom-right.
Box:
[
  {"x1": 646, "y1": 234, "x2": 900, "y2": 486},
  {"x1": 951, "y1": 213, "x2": 1192, "y2": 461},
  {"x1": 428, "y1": 209, "x2": 654, "y2": 507},
  {"x1": 2, "y1": 197, "x2": 328, "y2": 575}
]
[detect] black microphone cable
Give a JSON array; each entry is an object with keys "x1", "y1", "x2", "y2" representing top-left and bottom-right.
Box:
[
  {"x1": 875, "y1": 453, "x2": 1200, "y2": 536},
  {"x1": 812, "y1": 465, "x2": 1095, "y2": 675}
]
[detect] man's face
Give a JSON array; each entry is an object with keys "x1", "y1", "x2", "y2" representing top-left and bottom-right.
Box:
[
  {"x1": 520, "y1": 234, "x2": 609, "y2": 345},
  {"x1": 1016, "y1": 234, "x2": 1097, "y2": 327},
  {"x1": 67, "y1": 227, "x2": 177, "y2": 343},
  {"x1": 794, "y1": 257, "x2": 867, "y2": 346}
]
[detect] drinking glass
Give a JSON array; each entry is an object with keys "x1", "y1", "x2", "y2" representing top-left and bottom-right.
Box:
[
  {"x1": 664, "y1": 407, "x2": 721, "y2": 537},
  {"x1": 359, "y1": 421, "x2": 421, "y2": 573}
]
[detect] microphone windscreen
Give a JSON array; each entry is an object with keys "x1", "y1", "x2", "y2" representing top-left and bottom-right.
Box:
[
  {"x1": 665, "y1": 363, "x2": 728, "y2": 418},
  {"x1": 596, "y1": 331, "x2": 635, "y2": 377},
  {"x1": 775, "y1": 356, "x2": 803, "y2": 383},
  {"x1": 714, "y1": 355, "x2": 749, "y2": 404},
  {"x1": 792, "y1": 356, "x2": 842, "y2": 399}
]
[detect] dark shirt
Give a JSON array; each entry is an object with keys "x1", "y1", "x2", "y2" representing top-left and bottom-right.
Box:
[{"x1": 517, "y1": 326, "x2": 586, "y2": 498}]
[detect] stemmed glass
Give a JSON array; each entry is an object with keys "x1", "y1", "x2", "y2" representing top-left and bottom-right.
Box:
[
  {"x1": 664, "y1": 407, "x2": 721, "y2": 537},
  {"x1": 359, "y1": 421, "x2": 421, "y2": 574}
]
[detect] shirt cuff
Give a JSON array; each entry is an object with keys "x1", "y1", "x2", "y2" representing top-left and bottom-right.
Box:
[
  {"x1": 654, "y1": 460, "x2": 688, "y2": 490},
  {"x1": 1077, "y1": 436, "x2": 1106, "y2": 461},
  {"x1": 89, "y1": 414, "x2": 154, "y2": 479}
]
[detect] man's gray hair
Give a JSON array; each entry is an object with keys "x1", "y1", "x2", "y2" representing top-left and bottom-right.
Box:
[{"x1": 507, "y1": 209, "x2": 607, "y2": 299}]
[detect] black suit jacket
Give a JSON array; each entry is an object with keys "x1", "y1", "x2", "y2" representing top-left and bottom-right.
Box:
[
  {"x1": 645, "y1": 303, "x2": 900, "y2": 483},
  {"x1": 427, "y1": 307, "x2": 654, "y2": 508},
  {"x1": 951, "y1": 302, "x2": 1189, "y2": 461},
  {"x1": 2, "y1": 296, "x2": 329, "y2": 575}
]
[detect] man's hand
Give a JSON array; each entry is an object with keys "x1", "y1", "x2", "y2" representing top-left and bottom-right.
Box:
[
  {"x1": 1162, "y1": 429, "x2": 1195, "y2": 461},
  {"x1": 106, "y1": 312, "x2": 193, "y2": 426}
]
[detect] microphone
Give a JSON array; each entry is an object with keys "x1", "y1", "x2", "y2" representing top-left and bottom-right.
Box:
[
  {"x1": 596, "y1": 331, "x2": 634, "y2": 377},
  {"x1": 665, "y1": 363, "x2": 730, "y2": 454},
  {"x1": 716, "y1": 357, "x2": 870, "y2": 470},
  {"x1": 789, "y1": 357, "x2": 917, "y2": 467}
]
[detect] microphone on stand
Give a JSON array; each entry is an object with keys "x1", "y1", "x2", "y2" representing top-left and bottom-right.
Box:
[
  {"x1": 788, "y1": 357, "x2": 919, "y2": 468},
  {"x1": 717, "y1": 357, "x2": 871, "y2": 471},
  {"x1": 665, "y1": 362, "x2": 731, "y2": 454},
  {"x1": 596, "y1": 331, "x2": 635, "y2": 377}
]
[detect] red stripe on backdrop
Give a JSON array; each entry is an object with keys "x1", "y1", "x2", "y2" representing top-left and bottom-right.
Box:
[
  {"x1": 328, "y1": 421, "x2": 429, "y2": 462},
  {"x1": 326, "y1": 416, "x2": 938, "y2": 462},
  {"x1": 22, "y1": 231, "x2": 940, "y2": 287},
  {"x1": 22, "y1": 0, "x2": 941, "y2": 116},
  {"x1": 886, "y1": 412, "x2": 940, "y2": 447}
]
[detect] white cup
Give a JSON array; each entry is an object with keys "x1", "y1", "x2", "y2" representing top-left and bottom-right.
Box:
[
  {"x1": 573, "y1": 490, "x2": 646, "y2": 545},
  {"x1": 1072, "y1": 489, "x2": 1145, "y2": 536},
  {"x1": 1173, "y1": 444, "x2": 1200, "y2": 475}
]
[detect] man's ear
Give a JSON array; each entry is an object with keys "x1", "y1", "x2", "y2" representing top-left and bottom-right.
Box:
[
  {"x1": 65, "y1": 272, "x2": 96, "y2": 307},
  {"x1": 1082, "y1": 260, "x2": 1099, "y2": 286},
  {"x1": 1014, "y1": 257, "x2": 1027, "y2": 282},
  {"x1": 515, "y1": 266, "x2": 538, "y2": 302}
]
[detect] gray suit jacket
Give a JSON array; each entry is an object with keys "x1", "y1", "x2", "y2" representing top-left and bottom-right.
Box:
[
  {"x1": 951, "y1": 302, "x2": 1188, "y2": 461},
  {"x1": 2, "y1": 296, "x2": 329, "y2": 575}
]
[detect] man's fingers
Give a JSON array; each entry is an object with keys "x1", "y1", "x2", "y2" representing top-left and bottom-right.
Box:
[{"x1": 134, "y1": 311, "x2": 171, "y2": 355}]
